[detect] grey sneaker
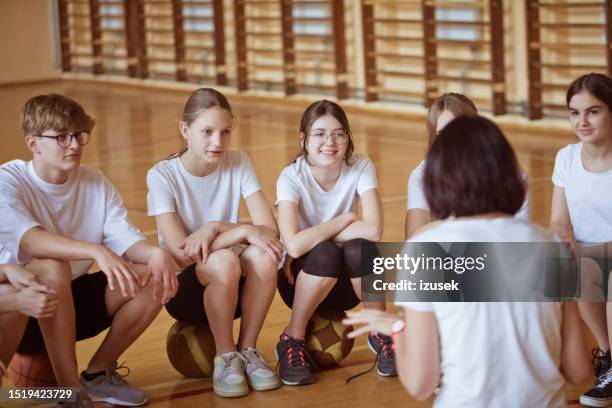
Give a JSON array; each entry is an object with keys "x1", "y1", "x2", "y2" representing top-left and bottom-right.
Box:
[
  {"x1": 57, "y1": 390, "x2": 93, "y2": 408},
  {"x1": 212, "y1": 352, "x2": 249, "y2": 398},
  {"x1": 240, "y1": 347, "x2": 281, "y2": 391},
  {"x1": 80, "y1": 361, "x2": 147, "y2": 406}
]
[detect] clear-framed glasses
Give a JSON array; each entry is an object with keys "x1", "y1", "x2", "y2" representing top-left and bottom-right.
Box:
[
  {"x1": 34, "y1": 131, "x2": 91, "y2": 148},
  {"x1": 309, "y1": 130, "x2": 348, "y2": 145}
]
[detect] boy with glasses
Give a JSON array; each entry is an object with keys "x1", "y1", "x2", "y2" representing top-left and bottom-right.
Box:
[{"x1": 0, "y1": 94, "x2": 178, "y2": 407}]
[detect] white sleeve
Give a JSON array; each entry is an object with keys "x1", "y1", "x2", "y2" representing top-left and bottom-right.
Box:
[
  {"x1": 357, "y1": 159, "x2": 378, "y2": 196},
  {"x1": 276, "y1": 168, "x2": 300, "y2": 205},
  {"x1": 515, "y1": 172, "x2": 531, "y2": 221},
  {"x1": 0, "y1": 173, "x2": 41, "y2": 263},
  {"x1": 101, "y1": 175, "x2": 145, "y2": 256},
  {"x1": 146, "y1": 166, "x2": 176, "y2": 216},
  {"x1": 395, "y1": 302, "x2": 435, "y2": 312},
  {"x1": 551, "y1": 147, "x2": 569, "y2": 188},
  {"x1": 240, "y1": 152, "x2": 261, "y2": 198},
  {"x1": 407, "y1": 166, "x2": 428, "y2": 210}
]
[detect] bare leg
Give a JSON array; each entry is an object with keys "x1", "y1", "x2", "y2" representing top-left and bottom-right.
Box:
[
  {"x1": 26, "y1": 259, "x2": 80, "y2": 387},
  {"x1": 237, "y1": 246, "x2": 277, "y2": 349},
  {"x1": 0, "y1": 284, "x2": 28, "y2": 365},
  {"x1": 578, "y1": 302, "x2": 609, "y2": 351},
  {"x1": 578, "y1": 258, "x2": 609, "y2": 351},
  {"x1": 195, "y1": 249, "x2": 241, "y2": 355},
  {"x1": 351, "y1": 277, "x2": 386, "y2": 311},
  {"x1": 286, "y1": 272, "x2": 336, "y2": 339},
  {"x1": 86, "y1": 264, "x2": 162, "y2": 373}
]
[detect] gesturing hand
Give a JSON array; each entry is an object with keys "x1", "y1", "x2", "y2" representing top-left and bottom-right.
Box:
[{"x1": 343, "y1": 309, "x2": 400, "y2": 338}]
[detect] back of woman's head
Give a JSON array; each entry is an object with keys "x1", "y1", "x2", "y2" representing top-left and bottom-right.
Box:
[
  {"x1": 424, "y1": 116, "x2": 525, "y2": 220},
  {"x1": 566, "y1": 73, "x2": 612, "y2": 111},
  {"x1": 426, "y1": 93, "x2": 478, "y2": 144}
]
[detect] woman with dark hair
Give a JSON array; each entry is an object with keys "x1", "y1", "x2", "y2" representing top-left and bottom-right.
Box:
[
  {"x1": 275, "y1": 100, "x2": 389, "y2": 386},
  {"x1": 345, "y1": 116, "x2": 589, "y2": 407},
  {"x1": 549, "y1": 73, "x2": 612, "y2": 407}
]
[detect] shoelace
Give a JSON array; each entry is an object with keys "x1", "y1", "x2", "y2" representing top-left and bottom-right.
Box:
[
  {"x1": 596, "y1": 369, "x2": 612, "y2": 389},
  {"x1": 242, "y1": 348, "x2": 272, "y2": 371},
  {"x1": 278, "y1": 337, "x2": 319, "y2": 371},
  {"x1": 372, "y1": 333, "x2": 395, "y2": 359},
  {"x1": 108, "y1": 362, "x2": 131, "y2": 385},
  {"x1": 221, "y1": 352, "x2": 246, "y2": 374},
  {"x1": 345, "y1": 334, "x2": 393, "y2": 384}
]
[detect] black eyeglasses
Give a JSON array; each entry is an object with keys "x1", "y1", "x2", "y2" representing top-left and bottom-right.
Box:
[{"x1": 34, "y1": 131, "x2": 91, "y2": 148}]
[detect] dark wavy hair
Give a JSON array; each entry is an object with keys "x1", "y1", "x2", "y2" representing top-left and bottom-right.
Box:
[{"x1": 424, "y1": 116, "x2": 525, "y2": 219}]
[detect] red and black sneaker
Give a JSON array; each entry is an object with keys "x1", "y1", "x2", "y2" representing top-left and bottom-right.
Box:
[
  {"x1": 368, "y1": 332, "x2": 397, "y2": 377},
  {"x1": 275, "y1": 334, "x2": 314, "y2": 386}
]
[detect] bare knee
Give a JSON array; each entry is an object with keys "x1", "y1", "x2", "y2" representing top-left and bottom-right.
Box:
[
  {"x1": 196, "y1": 249, "x2": 241, "y2": 287},
  {"x1": 241, "y1": 246, "x2": 276, "y2": 282},
  {"x1": 27, "y1": 259, "x2": 71, "y2": 290}
]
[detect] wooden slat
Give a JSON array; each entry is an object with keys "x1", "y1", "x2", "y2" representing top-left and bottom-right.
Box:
[
  {"x1": 89, "y1": 0, "x2": 104, "y2": 74},
  {"x1": 489, "y1": 0, "x2": 506, "y2": 115},
  {"x1": 362, "y1": 0, "x2": 377, "y2": 101},
  {"x1": 331, "y1": 0, "x2": 348, "y2": 99},
  {"x1": 59, "y1": 0, "x2": 72, "y2": 71},
  {"x1": 234, "y1": 0, "x2": 248, "y2": 91},
  {"x1": 280, "y1": 0, "x2": 296, "y2": 95},
  {"x1": 422, "y1": 0, "x2": 436, "y2": 107},
  {"x1": 606, "y1": 0, "x2": 612, "y2": 77},
  {"x1": 525, "y1": 0, "x2": 542, "y2": 120},
  {"x1": 124, "y1": 0, "x2": 147, "y2": 78},
  {"x1": 213, "y1": 0, "x2": 227, "y2": 85},
  {"x1": 171, "y1": 0, "x2": 187, "y2": 81}
]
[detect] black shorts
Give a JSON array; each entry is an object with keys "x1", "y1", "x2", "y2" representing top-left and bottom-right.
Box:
[
  {"x1": 17, "y1": 271, "x2": 112, "y2": 355},
  {"x1": 164, "y1": 264, "x2": 244, "y2": 325}
]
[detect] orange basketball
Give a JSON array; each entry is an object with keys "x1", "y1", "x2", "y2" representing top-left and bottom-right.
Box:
[
  {"x1": 305, "y1": 309, "x2": 354, "y2": 368},
  {"x1": 8, "y1": 351, "x2": 57, "y2": 387},
  {"x1": 166, "y1": 321, "x2": 217, "y2": 378}
]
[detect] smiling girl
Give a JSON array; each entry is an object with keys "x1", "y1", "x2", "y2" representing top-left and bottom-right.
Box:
[
  {"x1": 146, "y1": 88, "x2": 282, "y2": 398},
  {"x1": 549, "y1": 73, "x2": 612, "y2": 407},
  {"x1": 275, "y1": 100, "x2": 389, "y2": 386}
]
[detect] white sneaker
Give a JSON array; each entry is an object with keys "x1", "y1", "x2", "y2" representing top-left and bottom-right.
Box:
[
  {"x1": 240, "y1": 347, "x2": 281, "y2": 391},
  {"x1": 212, "y1": 352, "x2": 249, "y2": 398}
]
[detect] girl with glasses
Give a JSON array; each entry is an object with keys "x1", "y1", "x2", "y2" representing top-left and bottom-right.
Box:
[{"x1": 274, "y1": 100, "x2": 391, "y2": 386}]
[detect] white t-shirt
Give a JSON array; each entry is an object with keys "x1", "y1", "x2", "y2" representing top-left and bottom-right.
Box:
[
  {"x1": 397, "y1": 218, "x2": 565, "y2": 408},
  {"x1": 275, "y1": 155, "x2": 377, "y2": 230},
  {"x1": 552, "y1": 142, "x2": 612, "y2": 244},
  {"x1": 0, "y1": 160, "x2": 145, "y2": 278},
  {"x1": 407, "y1": 159, "x2": 531, "y2": 220},
  {"x1": 147, "y1": 151, "x2": 261, "y2": 249}
]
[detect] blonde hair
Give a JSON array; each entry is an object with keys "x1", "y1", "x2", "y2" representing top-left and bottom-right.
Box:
[
  {"x1": 426, "y1": 93, "x2": 478, "y2": 145},
  {"x1": 21, "y1": 94, "x2": 94, "y2": 136}
]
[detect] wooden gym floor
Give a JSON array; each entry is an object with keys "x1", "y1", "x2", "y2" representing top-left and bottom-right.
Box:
[{"x1": 0, "y1": 80, "x2": 592, "y2": 407}]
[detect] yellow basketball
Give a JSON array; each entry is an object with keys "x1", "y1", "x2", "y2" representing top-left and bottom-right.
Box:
[
  {"x1": 306, "y1": 309, "x2": 354, "y2": 367},
  {"x1": 166, "y1": 321, "x2": 216, "y2": 378}
]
